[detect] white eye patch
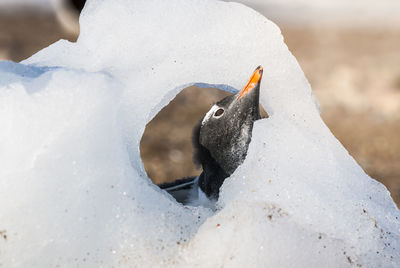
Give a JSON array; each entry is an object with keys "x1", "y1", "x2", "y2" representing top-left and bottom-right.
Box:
[{"x1": 202, "y1": 104, "x2": 220, "y2": 126}]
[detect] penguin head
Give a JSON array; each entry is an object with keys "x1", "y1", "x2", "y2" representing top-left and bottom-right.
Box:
[{"x1": 194, "y1": 66, "x2": 263, "y2": 176}]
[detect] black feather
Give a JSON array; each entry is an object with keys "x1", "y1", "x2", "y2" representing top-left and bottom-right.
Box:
[
  {"x1": 158, "y1": 176, "x2": 198, "y2": 204},
  {"x1": 158, "y1": 176, "x2": 197, "y2": 190},
  {"x1": 191, "y1": 118, "x2": 203, "y2": 168}
]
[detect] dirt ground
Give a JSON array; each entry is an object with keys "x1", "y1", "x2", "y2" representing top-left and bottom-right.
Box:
[{"x1": 1, "y1": 12, "x2": 399, "y2": 205}]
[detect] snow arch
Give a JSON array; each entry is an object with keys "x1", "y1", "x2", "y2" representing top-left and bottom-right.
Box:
[{"x1": 140, "y1": 83, "x2": 239, "y2": 184}]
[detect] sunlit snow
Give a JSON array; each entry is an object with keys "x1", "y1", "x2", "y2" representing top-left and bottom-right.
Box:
[{"x1": 0, "y1": 0, "x2": 399, "y2": 267}]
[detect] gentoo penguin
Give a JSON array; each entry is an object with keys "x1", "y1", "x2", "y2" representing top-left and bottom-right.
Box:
[{"x1": 159, "y1": 66, "x2": 263, "y2": 207}]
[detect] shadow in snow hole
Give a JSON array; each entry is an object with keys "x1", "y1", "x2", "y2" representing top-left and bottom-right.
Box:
[{"x1": 140, "y1": 85, "x2": 268, "y2": 195}]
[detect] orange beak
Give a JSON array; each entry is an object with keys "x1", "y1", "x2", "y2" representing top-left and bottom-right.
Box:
[{"x1": 238, "y1": 66, "x2": 263, "y2": 99}]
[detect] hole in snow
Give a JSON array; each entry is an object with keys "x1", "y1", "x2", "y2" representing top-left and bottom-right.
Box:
[
  {"x1": 140, "y1": 85, "x2": 268, "y2": 187},
  {"x1": 140, "y1": 86, "x2": 230, "y2": 185}
]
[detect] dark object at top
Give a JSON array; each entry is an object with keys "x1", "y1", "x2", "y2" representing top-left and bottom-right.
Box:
[{"x1": 70, "y1": 0, "x2": 86, "y2": 12}]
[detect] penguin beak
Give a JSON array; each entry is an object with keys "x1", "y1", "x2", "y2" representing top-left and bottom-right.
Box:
[{"x1": 238, "y1": 66, "x2": 263, "y2": 100}]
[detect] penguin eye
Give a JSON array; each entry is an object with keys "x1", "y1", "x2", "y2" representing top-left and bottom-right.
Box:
[{"x1": 214, "y1": 108, "x2": 224, "y2": 117}]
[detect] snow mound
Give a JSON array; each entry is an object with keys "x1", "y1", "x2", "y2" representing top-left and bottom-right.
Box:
[{"x1": 1, "y1": 0, "x2": 399, "y2": 267}]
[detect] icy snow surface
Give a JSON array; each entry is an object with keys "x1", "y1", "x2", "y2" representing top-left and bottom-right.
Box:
[{"x1": 1, "y1": 0, "x2": 399, "y2": 267}]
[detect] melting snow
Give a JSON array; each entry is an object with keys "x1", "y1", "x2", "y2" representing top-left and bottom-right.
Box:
[{"x1": 0, "y1": 0, "x2": 399, "y2": 267}]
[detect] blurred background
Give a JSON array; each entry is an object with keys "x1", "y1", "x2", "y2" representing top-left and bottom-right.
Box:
[{"x1": 0, "y1": 0, "x2": 399, "y2": 206}]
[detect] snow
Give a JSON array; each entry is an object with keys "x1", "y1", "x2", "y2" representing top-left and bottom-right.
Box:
[{"x1": 1, "y1": 0, "x2": 399, "y2": 267}]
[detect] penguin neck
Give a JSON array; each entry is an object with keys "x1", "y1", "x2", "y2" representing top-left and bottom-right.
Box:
[
  {"x1": 198, "y1": 148, "x2": 230, "y2": 200},
  {"x1": 192, "y1": 119, "x2": 230, "y2": 200}
]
